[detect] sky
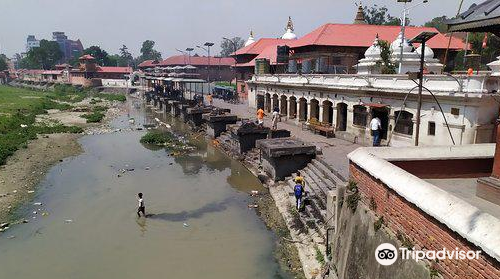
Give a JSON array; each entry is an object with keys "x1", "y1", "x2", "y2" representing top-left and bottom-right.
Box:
[{"x1": 0, "y1": 0, "x2": 478, "y2": 58}]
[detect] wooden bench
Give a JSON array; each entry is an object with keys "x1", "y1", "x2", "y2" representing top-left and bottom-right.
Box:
[{"x1": 310, "y1": 122, "x2": 335, "y2": 138}]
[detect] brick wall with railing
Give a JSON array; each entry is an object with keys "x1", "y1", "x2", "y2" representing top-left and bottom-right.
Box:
[{"x1": 349, "y1": 162, "x2": 500, "y2": 279}]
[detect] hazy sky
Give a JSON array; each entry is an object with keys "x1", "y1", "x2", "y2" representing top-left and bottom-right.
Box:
[{"x1": 0, "y1": 0, "x2": 478, "y2": 58}]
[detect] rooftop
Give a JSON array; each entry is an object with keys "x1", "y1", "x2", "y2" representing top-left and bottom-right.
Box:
[
  {"x1": 446, "y1": 0, "x2": 500, "y2": 34},
  {"x1": 288, "y1": 23, "x2": 465, "y2": 50},
  {"x1": 158, "y1": 55, "x2": 234, "y2": 67}
]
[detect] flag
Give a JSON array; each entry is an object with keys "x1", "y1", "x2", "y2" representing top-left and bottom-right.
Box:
[{"x1": 482, "y1": 33, "x2": 489, "y2": 49}]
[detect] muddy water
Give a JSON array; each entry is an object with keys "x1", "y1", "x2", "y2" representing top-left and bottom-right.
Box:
[{"x1": 0, "y1": 100, "x2": 292, "y2": 279}]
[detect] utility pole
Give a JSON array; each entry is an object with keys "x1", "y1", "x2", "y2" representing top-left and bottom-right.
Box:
[
  {"x1": 223, "y1": 37, "x2": 239, "y2": 101},
  {"x1": 410, "y1": 31, "x2": 437, "y2": 146}
]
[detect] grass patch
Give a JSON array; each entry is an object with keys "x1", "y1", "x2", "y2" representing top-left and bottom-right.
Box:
[
  {"x1": 0, "y1": 85, "x2": 83, "y2": 165},
  {"x1": 140, "y1": 131, "x2": 192, "y2": 153},
  {"x1": 315, "y1": 245, "x2": 325, "y2": 265},
  {"x1": 81, "y1": 112, "x2": 105, "y2": 123},
  {"x1": 374, "y1": 216, "x2": 384, "y2": 232}
]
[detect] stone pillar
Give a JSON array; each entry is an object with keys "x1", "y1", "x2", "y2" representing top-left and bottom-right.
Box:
[
  {"x1": 319, "y1": 104, "x2": 324, "y2": 123},
  {"x1": 307, "y1": 102, "x2": 312, "y2": 121},
  {"x1": 492, "y1": 118, "x2": 500, "y2": 179}
]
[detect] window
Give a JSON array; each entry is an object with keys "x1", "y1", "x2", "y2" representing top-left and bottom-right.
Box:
[
  {"x1": 394, "y1": 110, "x2": 414, "y2": 135},
  {"x1": 451, "y1": 108, "x2": 460, "y2": 116},
  {"x1": 428, "y1": 121, "x2": 436, "y2": 136},
  {"x1": 353, "y1": 105, "x2": 368, "y2": 126}
]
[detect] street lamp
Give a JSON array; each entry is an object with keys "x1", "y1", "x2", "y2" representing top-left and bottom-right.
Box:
[
  {"x1": 223, "y1": 37, "x2": 239, "y2": 101},
  {"x1": 176, "y1": 48, "x2": 187, "y2": 65},
  {"x1": 409, "y1": 31, "x2": 437, "y2": 146},
  {"x1": 185, "y1": 48, "x2": 194, "y2": 64},
  {"x1": 397, "y1": 0, "x2": 428, "y2": 74},
  {"x1": 197, "y1": 42, "x2": 214, "y2": 98}
]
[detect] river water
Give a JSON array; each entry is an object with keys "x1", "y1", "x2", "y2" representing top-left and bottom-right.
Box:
[{"x1": 0, "y1": 100, "x2": 292, "y2": 279}]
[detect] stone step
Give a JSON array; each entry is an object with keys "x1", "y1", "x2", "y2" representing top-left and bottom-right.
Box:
[
  {"x1": 306, "y1": 163, "x2": 336, "y2": 191},
  {"x1": 301, "y1": 167, "x2": 329, "y2": 199},
  {"x1": 314, "y1": 157, "x2": 347, "y2": 183}
]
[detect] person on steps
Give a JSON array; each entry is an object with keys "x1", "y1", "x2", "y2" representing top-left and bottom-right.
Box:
[
  {"x1": 257, "y1": 108, "x2": 265, "y2": 127},
  {"x1": 271, "y1": 107, "x2": 279, "y2": 130},
  {"x1": 294, "y1": 183, "x2": 304, "y2": 211}
]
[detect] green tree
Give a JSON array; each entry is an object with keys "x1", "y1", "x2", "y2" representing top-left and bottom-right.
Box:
[
  {"x1": 139, "y1": 40, "x2": 162, "y2": 62},
  {"x1": 220, "y1": 37, "x2": 245, "y2": 57},
  {"x1": 377, "y1": 40, "x2": 396, "y2": 74},
  {"x1": 118, "y1": 45, "x2": 133, "y2": 67},
  {"x1": 83, "y1": 46, "x2": 113, "y2": 66},
  {"x1": 363, "y1": 5, "x2": 408, "y2": 26},
  {"x1": 424, "y1": 16, "x2": 448, "y2": 33},
  {"x1": 0, "y1": 54, "x2": 8, "y2": 71},
  {"x1": 22, "y1": 39, "x2": 63, "y2": 69}
]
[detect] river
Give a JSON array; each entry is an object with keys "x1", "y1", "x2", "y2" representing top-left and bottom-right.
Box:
[{"x1": 0, "y1": 99, "x2": 293, "y2": 279}]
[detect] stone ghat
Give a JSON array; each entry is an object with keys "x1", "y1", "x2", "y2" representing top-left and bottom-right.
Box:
[{"x1": 145, "y1": 92, "x2": 345, "y2": 278}]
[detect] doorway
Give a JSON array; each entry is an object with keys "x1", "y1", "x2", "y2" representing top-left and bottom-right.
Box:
[
  {"x1": 336, "y1": 103, "x2": 347, "y2": 131},
  {"x1": 371, "y1": 107, "x2": 389, "y2": 140}
]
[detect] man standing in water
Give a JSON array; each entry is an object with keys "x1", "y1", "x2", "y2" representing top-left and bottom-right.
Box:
[{"x1": 137, "y1": 193, "x2": 146, "y2": 217}]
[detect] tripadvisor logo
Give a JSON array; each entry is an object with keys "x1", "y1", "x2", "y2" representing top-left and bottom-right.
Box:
[
  {"x1": 375, "y1": 243, "x2": 482, "y2": 266},
  {"x1": 375, "y1": 243, "x2": 398, "y2": 266}
]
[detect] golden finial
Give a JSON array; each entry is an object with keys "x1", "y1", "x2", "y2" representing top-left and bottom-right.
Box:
[{"x1": 286, "y1": 16, "x2": 294, "y2": 31}]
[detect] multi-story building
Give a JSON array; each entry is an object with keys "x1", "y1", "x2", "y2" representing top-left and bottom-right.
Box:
[
  {"x1": 247, "y1": 31, "x2": 499, "y2": 147},
  {"x1": 26, "y1": 35, "x2": 40, "y2": 52},
  {"x1": 52, "y1": 32, "x2": 84, "y2": 62}
]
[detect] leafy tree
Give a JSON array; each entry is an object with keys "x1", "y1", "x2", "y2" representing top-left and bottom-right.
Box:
[
  {"x1": 0, "y1": 54, "x2": 8, "y2": 71},
  {"x1": 118, "y1": 45, "x2": 133, "y2": 67},
  {"x1": 220, "y1": 37, "x2": 245, "y2": 57},
  {"x1": 139, "y1": 40, "x2": 162, "y2": 62},
  {"x1": 424, "y1": 16, "x2": 448, "y2": 33},
  {"x1": 83, "y1": 46, "x2": 113, "y2": 66},
  {"x1": 377, "y1": 40, "x2": 396, "y2": 74},
  {"x1": 363, "y1": 5, "x2": 408, "y2": 26},
  {"x1": 20, "y1": 40, "x2": 63, "y2": 69}
]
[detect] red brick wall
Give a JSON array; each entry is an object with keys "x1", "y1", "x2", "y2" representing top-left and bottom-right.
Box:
[{"x1": 349, "y1": 162, "x2": 500, "y2": 279}]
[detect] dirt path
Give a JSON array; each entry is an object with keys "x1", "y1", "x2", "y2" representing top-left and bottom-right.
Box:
[{"x1": 0, "y1": 133, "x2": 83, "y2": 224}]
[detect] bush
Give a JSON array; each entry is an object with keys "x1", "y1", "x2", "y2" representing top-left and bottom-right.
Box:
[{"x1": 81, "y1": 112, "x2": 105, "y2": 123}]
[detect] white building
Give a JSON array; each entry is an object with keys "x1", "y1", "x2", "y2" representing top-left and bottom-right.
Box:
[
  {"x1": 246, "y1": 33, "x2": 500, "y2": 147},
  {"x1": 26, "y1": 35, "x2": 40, "y2": 52}
]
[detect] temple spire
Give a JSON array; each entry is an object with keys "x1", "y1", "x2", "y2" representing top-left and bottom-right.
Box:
[
  {"x1": 354, "y1": 4, "x2": 366, "y2": 24},
  {"x1": 286, "y1": 16, "x2": 294, "y2": 32}
]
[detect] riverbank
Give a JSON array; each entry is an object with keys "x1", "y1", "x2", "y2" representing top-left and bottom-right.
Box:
[{"x1": 0, "y1": 84, "x2": 128, "y2": 225}]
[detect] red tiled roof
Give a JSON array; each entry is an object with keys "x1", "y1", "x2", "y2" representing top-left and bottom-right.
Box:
[
  {"x1": 158, "y1": 55, "x2": 234, "y2": 66},
  {"x1": 236, "y1": 44, "x2": 282, "y2": 67},
  {"x1": 289, "y1": 24, "x2": 465, "y2": 50},
  {"x1": 232, "y1": 38, "x2": 291, "y2": 56},
  {"x1": 138, "y1": 60, "x2": 160, "y2": 68},
  {"x1": 97, "y1": 66, "x2": 133, "y2": 74}
]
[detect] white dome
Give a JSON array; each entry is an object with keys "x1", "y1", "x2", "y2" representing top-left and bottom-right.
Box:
[
  {"x1": 365, "y1": 35, "x2": 381, "y2": 58},
  {"x1": 282, "y1": 28, "x2": 297, "y2": 40},
  {"x1": 390, "y1": 32, "x2": 413, "y2": 53},
  {"x1": 281, "y1": 16, "x2": 297, "y2": 40},
  {"x1": 244, "y1": 31, "x2": 255, "y2": 47},
  {"x1": 416, "y1": 45, "x2": 434, "y2": 59}
]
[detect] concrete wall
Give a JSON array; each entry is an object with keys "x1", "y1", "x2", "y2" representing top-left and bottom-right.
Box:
[
  {"x1": 348, "y1": 162, "x2": 500, "y2": 279},
  {"x1": 331, "y1": 186, "x2": 431, "y2": 279},
  {"x1": 102, "y1": 79, "x2": 130, "y2": 88}
]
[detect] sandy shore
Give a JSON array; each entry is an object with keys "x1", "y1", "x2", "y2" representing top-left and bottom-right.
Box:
[
  {"x1": 0, "y1": 91, "x2": 127, "y2": 225},
  {"x1": 0, "y1": 133, "x2": 83, "y2": 224}
]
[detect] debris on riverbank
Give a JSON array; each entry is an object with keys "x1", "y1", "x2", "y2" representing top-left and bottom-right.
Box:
[{"x1": 140, "y1": 131, "x2": 195, "y2": 154}]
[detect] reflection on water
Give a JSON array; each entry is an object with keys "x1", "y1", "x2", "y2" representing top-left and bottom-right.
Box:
[{"x1": 0, "y1": 100, "x2": 290, "y2": 279}]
